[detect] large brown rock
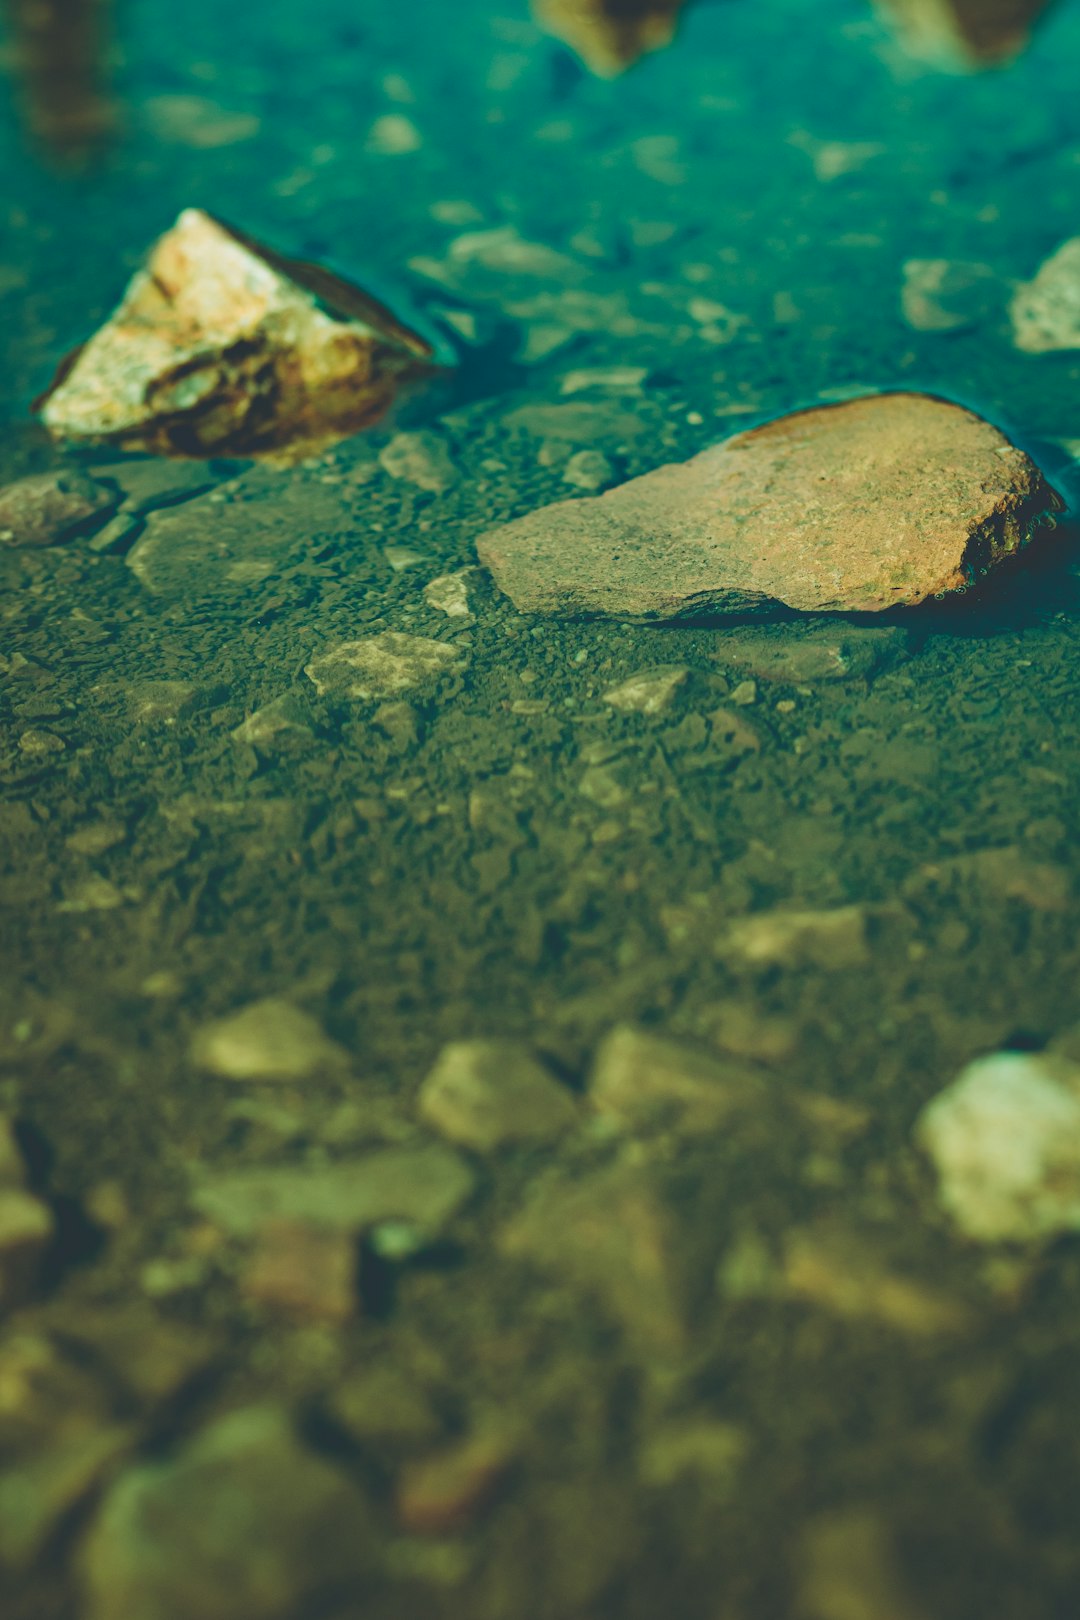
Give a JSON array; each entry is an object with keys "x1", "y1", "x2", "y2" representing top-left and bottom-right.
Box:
[
  {"x1": 38, "y1": 209, "x2": 435, "y2": 460},
  {"x1": 477, "y1": 393, "x2": 1060, "y2": 620},
  {"x1": 532, "y1": 0, "x2": 687, "y2": 75}
]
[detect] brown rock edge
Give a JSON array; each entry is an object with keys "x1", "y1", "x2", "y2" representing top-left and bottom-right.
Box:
[
  {"x1": 37, "y1": 208, "x2": 436, "y2": 460},
  {"x1": 532, "y1": 0, "x2": 688, "y2": 75},
  {"x1": 477, "y1": 393, "x2": 1062, "y2": 620}
]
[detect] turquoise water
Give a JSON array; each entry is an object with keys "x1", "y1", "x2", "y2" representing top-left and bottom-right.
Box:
[{"x1": 3, "y1": 2, "x2": 1080, "y2": 1616}]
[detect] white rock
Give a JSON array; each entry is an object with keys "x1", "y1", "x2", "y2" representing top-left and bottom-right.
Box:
[
  {"x1": 562, "y1": 449, "x2": 615, "y2": 491},
  {"x1": 418, "y1": 1039, "x2": 577, "y2": 1152},
  {"x1": 1011, "y1": 238, "x2": 1080, "y2": 353},
  {"x1": 602, "y1": 665, "x2": 688, "y2": 715},
  {"x1": 722, "y1": 907, "x2": 868, "y2": 970},
  {"x1": 900, "y1": 259, "x2": 997, "y2": 333},
  {"x1": 379, "y1": 431, "x2": 458, "y2": 493},
  {"x1": 423, "y1": 572, "x2": 472, "y2": 618},
  {"x1": 192, "y1": 999, "x2": 346, "y2": 1083},
  {"x1": 305, "y1": 633, "x2": 460, "y2": 701},
  {"x1": 916, "y1": 1051, "x2": 1080, "y2": 1242}
]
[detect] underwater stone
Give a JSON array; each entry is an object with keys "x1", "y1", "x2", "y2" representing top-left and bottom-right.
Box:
[
  {"x1": 876, "y1": 0, "x2": 1054, "y2": 66},
  {"x1": 602, "y1": 665, "x2": 688, "y2": 714},
  {"x1": 916, "y1": 1051, "x2": 1080, "y2": 1242},
  {"x1": 477, "y1": 394, "x2": 1060, "y2": 619},
  {"x1": 38, "y1": 208, "x2": 434, "y2": 460},
  {"x1": 191, "y1": 998, "x2": 347, "y2": 1083},
  {"x1": 379, "y1": 430, "x2": 458, "y2": 492},
  {"x1": 589, "y1": 1024, "x2": 765, "y2": 1133},
  {"x1": 721, "y1": 906, "x2": 869, "y2": 970},
  {"x1": 533, "y1": 0, "x2": 688, "y2": 75},
  {"x1": 417, "y1": 1038, "x2": 578, "y2": 1152},
  {"x1": 900, "y1": 259, "x2": 998, "y2": 333},
  {"x1": 79, "y1": 1405, "x2": 374, "y2": 1620},
  {"x1": 1011, "y1": 237, "x2": 1080, "y2": 353},
  {"x1": 305, "y1": 632, "x2": 461, "y2": 702},
  {"x1": 423, "y1": 571, "x2": 473, "y2": 618},
  {"x1": 0, "y1": 470, "x2": 117, "y2": 548},
  {"x1": 715, "y1": 625, "x2": 910, "y2": 686}
]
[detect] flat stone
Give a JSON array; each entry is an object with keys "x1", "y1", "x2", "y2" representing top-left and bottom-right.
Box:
[
  {"x1": 900, "y1": 259, "x2": 998, "y2": 333},
  {"x1": 0, "y1": 471, "x2": 117, "y2": 548},
  {"x1": 379, "y1": 430, "x2": 458, "y2": 493},
  {"x1": 191, "y1": 998, "x2": 347, "y2": 1083},
  {"x1": 240, "y1": 1219, "x2": 357, "y2": 1321},
  {"x1": 417, "y1": 1038, "x2": 578, "y2": 1152},
  {"x1": 720, "y1": 906, "x2": 869, "y2": 970},
  {"x1": 477, "y1": 394, "x2": 1060, "y2": 619},
  {"x1": 602, "y1": 665, "x2": 688, "y2": 714},
  {"x1": 1011, "y1": 237, "x2": 1080, "y2": 353},
  {"x1": 423, "y1": 571, "x2": 472, "y2": 618},
  {"x1": 190, "y1": 1143, "x2": 475, "y2": 1239},
  {"x1": 589, "y1": 1024, "x2": 765, "y2": 1132},
  {"x1": 715, "y1": 624, "x2": 910, "y2": 685},
  {"x1": 39, "y1": 208, "x2": 434, "y2": 460},
  {"x1": 305, "y1": 632, "x2": 460, "y2": 701},
  {"x1": 533, "y1": 0, "x2": 688, "y2": 75},
  {"x1": 916, "y1": 1051, "x2": 1080, "y2": 1242},
  {"x1": 79, "y1": 1405, "x2": 374, "y2": 1620}
]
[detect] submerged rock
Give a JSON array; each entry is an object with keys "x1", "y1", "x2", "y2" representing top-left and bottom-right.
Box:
[
  {"x1": 79, "y1": 1406, "x2": 374, "y2": 1620},
  {"x1": 533, "y1": 0, "x2": 688, "y2": 75},
  {"x1": 1011, "y1": 238, "x2": 1080, "y2": 354},
  {"x1": 191, "y1": 998, "x2": 347, "y2": 1083},
  {"x1": 876, "y1": 0, "x2": 1053, "y2": 66},
  {"x1": 305, "y1": 632, "x2": 461, "y2": 702},
  {"x1": 916, "y1": 1051, "x2": 1080, "y2": 1242},
  {"x1": 0, "y1": 470, "x2": 117, "y2": 548},
  {"x1": 418, "y1": 1039, "x2": 578, "y2": 1152},
  {"x1": 478, "y1": 394, "x2": 1059, "y2": 620},
  {"x1": 602, "y1": 665, "x2": 688, "y2": 714},
  {"x1": 38, "y1": 208, "x2": 434, "y2": 460}
]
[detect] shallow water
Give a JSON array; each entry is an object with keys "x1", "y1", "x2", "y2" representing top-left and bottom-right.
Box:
[{"x1": 3, "y1": 1, "x2": 1080, "y2": 1616}]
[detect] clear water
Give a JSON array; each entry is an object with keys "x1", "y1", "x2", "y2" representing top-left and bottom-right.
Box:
[{"x1": 3, "y1": 1, "x2": 1080, "y2": 1616}]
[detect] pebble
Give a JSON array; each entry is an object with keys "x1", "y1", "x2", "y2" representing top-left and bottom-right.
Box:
[
  {"x1": 1010, "y1": 237, "x2": 1080, "y2": 352},
  {"x1": 418, "y1": 1038, "x2": 578, "y2": 1152},
  {"x1": 533, "y1": 0, "x2": 687, "y2": 74},
  {"x1": 562, "y1": 449, "x2": 615, "y2": 491},
  {"x1": 79, "y1": 1405, "x2": 374, "y2": 1620},
  {"x1": 0, "y1": 470, "x2": 117, "y2": 548},
  {"x1": 602, "y1": 665, "x2": 688, "y2": 714},
  {"x1": 423, "y1": 571, "x2": 472, "y2": 618},
  {"x1": 379, "y1": 430, "x2": 458, "y2": 493},
  {"x1": 916, "y1": 1051, "x2": 1080, "y2": 1242},
  {"x1": 559, "y1": 365, "x2": 649, "y2": 395},
  {"x1": 190, "y1": 1143, "x2": 475, "y2": 1242},
  {"x1": 477, "y1": 394, "x2": 1060, "y2": 618},
  {"x1": 721, "y1": 906, "x2": 869, "y2": 970},
  {"x1": 589, "y1": 1024, "x2": 765, "y2": 1132},
  {"x1": 240, "y1": 1218, "x2": 357, "y2": 1321},
  {"x1": 231, "y1": 695, "x2": 313, "y2": 748},
  {"x1": 191, "y1": 998, "x2": 347, "y2": 1083},
  {"x1": 900, "y1": 258, "x2": 998, "y2": 332},
  {"x1": 716, "y1": 624, "x2": 910, "y2": 685},
  {"x1": 305, "y1": 632, "x2": 461, "y2": 701}
]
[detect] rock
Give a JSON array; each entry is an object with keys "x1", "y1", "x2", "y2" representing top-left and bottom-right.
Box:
[
  {"x1": 39, "y1": 208, "x2": 434, "y2": 460},
  {"x1": 876, "y1": 0, "x2": 1053, "y2": 66},
  {"x1": 532, "y1": 0, "x2": 688, "y2": 75},
  {"x1": 915, "y1": 1051, "x2": 1080, "y2": 1242},
  {"x1": 329, "y1": 1366, "x2": 442, "y2": 1449},
  {"x1": 589, "y1": 1024, "x2": 764, "y2": 1132},
  {"x1": 79, "y1": 1405, "x2": 374, "y2": 1620},
  {"x1": 0, "y1": 470, "x2": 117, "y2": 548},
  {"x1": 191, "y1": 998, "x2": 347, "y2": 1083},
  {"x1": 782, "y1": 1224, "x2": 969, "y2": 1335},
  {"x1": 477, "y1": 394, "x2": 1060, "y2": 619},
  {"x1": 231, "y1": 695, "x2": 313, "y2": 749},
  {"x1": 1011, "y1": 237, "x2": 1080, "y2": 353},
  {"x1": 900, "y1": 259, "x2": 998, "y2": 333},
  {"x1": 562, "y1": 449, "x2": 615, "y2": 491},
  {"x1": 0, "y1": 1426, "x2": 132, "y2": 1572},
  {"x1": 90, "y1": 457, "x2": 214, "y2": 516},
  {"x1": 417, "y1": 1038, "x2": 578, "y2": 1152},
  {"x1": 395, "y1": 1430, "x2": 516, "y2": 1535},
  {"x1": 602, "y1": 665, "x2": 688, "y2": 714},
  {"x1": 190, "y1": 1143, "x2": 475, "y2": 1242},
  {"x1": 715, "y1": 625, "x2": 910, "y2": 686},
  {"x1": 304, "y1": 633, "x2": 460, "y2": 702},
  {"x1": 500, "y1": 1162, "x2": 689, "y2": 1363},
  {"x1": 240, "y1": 1219, "x2": 357, "y2": 1321},
  {"x1": 379, "y1": 430, "x2": 458, "y2": 493},
  {"x1": 721, "y1": 906, "x2": 869, "y2": 971},
  {"x1": 423, "y1": 571, "x2": 472, "y2": 618},
  {"x1": 559, "y1": 365, "x2": 649, "y2": 395}
]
